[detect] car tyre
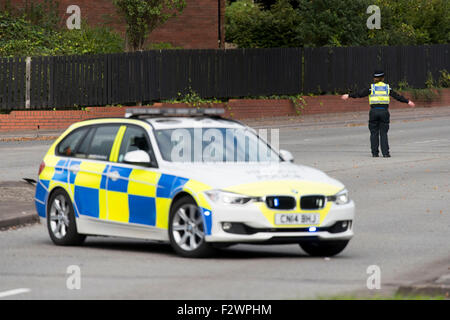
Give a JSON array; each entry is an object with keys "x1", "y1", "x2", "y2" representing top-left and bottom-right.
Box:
[
  {"x1": 169, "y1": 196, "x2": 215, "y2": 258},
  {"x1": 47, "y1": 189, "x2": 86, "y2": 246},
  {"x1": 299, "y1": 240, "x2": 349, "y2": 257}
]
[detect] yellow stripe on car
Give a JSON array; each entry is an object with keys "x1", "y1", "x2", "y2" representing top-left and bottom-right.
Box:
[{"x1": 109, "y1": 125, "x2": 127, "y2": 162}]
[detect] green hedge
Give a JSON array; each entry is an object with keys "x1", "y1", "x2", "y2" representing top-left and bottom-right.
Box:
[
  {"x1": 226, "y1": 0, "x2": 450, "y2": 48},
  {"x1": 0, "y1": 12, "x2": 124, "y2": 57}
]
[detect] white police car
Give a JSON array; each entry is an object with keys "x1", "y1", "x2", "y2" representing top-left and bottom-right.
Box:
[{"x1": 35, "y1": 108, "x2": 355, "y2": 257}]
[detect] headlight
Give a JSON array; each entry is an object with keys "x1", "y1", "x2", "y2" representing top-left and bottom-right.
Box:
[
  {"x1": 328, "y1": 189, "x2": 350, "y2": 205},
  {"x1": 204, "y1": 190, "x2": 261, "y2": 205}
]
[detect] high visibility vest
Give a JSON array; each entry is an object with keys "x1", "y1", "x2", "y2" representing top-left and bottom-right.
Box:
[{"x1": 369, "y1": 82, "x2": 390, "y2": 105}]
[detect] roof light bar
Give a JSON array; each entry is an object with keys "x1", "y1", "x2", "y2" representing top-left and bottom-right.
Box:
[{"x1": 125, "y1": 108, "x2": 225, "y2": 118}]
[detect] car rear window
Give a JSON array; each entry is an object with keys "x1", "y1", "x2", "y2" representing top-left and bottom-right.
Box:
[{"x1": 56, "y1": 127, "x2": 89, "y2": 157}]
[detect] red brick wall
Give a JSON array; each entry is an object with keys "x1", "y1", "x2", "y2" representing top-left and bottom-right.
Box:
[
  {"x1": 1, "y1": 89, "x2": 449, "y2": 132},
  {"x1": 8, "y1": 0, "x2": 224, "y2": 49}
]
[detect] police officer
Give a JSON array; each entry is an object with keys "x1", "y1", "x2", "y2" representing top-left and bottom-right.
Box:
[{"x1": 341, "y1": 71, "x2": 415, "y2": 157}]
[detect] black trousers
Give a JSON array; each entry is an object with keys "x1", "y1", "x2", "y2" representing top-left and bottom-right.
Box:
[{"x1": 368, "y1": 108, "x2": 390, "y2": 155}]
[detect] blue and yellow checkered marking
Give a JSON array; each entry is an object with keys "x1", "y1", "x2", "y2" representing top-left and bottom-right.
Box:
[
  {"x1": 107, "y1": 166, "x2": 133, "y2": 193},
  {"x1": 74, "y1": 186, "x2": 100, "y2": 218},
  {"x1": 68, "y1": 160, "x2": 81, "y2": 184},
  {"x1": 35, "y1": 180, "x2": 49, "y2": 203},
  {"x1": 40, "y1": 154, "x2": 212, "y2": 231},
  {"x1": 156, "y1": 174, "x2": 189, "y2": 198},
  {"x1": 35, "y1": 179, "x2": 50, "y2": 218},
  {"x1": 52, "y1": 159, "x2": 69, "y2": 183},
  {"x1": 201, "y1": 208, "x2": 212, "y2": 236},
  {"x1": 100, "y1": 165, "x2": 110, "y2": 189},
  {"x1": 36, "y1": 201, "x2": 46, "y2": 218},
  {"x1": 128, "y1": 195, "x2": 156, "y2": 226}
]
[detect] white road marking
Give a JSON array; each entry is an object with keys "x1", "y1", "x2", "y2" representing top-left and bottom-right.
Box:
[{"x1": 0, "y1": 288, "x2": 31, "y2": 298}]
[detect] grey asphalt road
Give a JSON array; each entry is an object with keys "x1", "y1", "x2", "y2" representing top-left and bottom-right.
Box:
[{"x1": 0, "y1": 113, "x2": 449, "y2": 299}]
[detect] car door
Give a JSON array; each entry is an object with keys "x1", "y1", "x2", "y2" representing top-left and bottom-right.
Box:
[
  {"x1": 106, "y1": 124, "x2": 161, "y2": 227},
  {"x1": 69, "y1": 124, "x2": 123, "y2": 220}
]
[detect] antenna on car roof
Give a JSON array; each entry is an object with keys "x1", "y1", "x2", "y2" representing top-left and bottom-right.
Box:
[{"x1": 125, "y1": 108, "x2": 225, "y2": 119}]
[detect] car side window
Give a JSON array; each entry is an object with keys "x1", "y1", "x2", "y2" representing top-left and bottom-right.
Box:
[
  {"x1": 56, "y1": 127, "x2": 89, "y2": 157},
  {"x1": 86, "y1": 125, "x2": 121, "y2": 161},
  {"x1": 73, "y1": 127, "x2": 95, "y2": 158},
  {"x1": 118, "y1": 126, "x2": 154, "y2": 164}
]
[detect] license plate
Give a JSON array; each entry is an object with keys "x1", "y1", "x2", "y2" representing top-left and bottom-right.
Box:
[{"x1": 275, "y1": 213, "x2": 320, "y2": 225}]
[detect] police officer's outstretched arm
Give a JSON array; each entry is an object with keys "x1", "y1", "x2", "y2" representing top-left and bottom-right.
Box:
[
  {"x1": 390, "y1": 89, "x2": 415, "y2": 107},
  {"x1": 341, "y1": 88, "x2": 371, "y2": 100}
]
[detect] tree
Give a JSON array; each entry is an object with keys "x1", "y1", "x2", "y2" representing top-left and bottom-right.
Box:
[
  {"x1": 226, "y1": 0, "x2": 449, "y2": 48},
  {"x1": 226, "y1": 0, "x2": 303, "y2": 48},
  {"x1": 296, "y1": 0, "x2": 370, "y2": 47},
  {"x1": 114, "y1": 0, "x2": 185, "y2": 51},
  {"x1": 369, "y1": 0, "x2": 450, "y2": 45}
]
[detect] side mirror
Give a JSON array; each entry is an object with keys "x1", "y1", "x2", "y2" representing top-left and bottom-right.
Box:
[
  {"x1": 123, "y1": 150, "x2": 151, "y2": 166},
  {"x1": 279, "y1": 149, "x2": 294, "y2": 162}
]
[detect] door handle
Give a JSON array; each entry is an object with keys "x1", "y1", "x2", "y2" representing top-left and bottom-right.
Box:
[
  {"x1": 107, "y1": 171, "x2": 121, "y2": 181},
  {"x1": 69, "y1": 164, "x2": 80, "y2": 173}
]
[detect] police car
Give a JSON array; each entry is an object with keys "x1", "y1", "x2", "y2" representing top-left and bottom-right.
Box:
[{"x1": 35, "y1": 108, "x2": 355, "y2": 258}]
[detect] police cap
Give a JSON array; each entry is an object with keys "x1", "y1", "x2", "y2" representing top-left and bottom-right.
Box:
[{"x1": 373, "y1": 70, "x2": 385, "y2": 77}]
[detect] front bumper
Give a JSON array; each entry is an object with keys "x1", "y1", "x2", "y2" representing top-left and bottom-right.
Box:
[{"x1": 204, "y1": 200, "x2": 355, "y2": 243}]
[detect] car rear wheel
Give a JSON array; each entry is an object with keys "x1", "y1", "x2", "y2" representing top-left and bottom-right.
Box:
[
  {"x1": 47, "y1": 189, "x2": 86, "y2": 246},
  {"x1": 169, "y1": 196, "x2": 214, "y2": 258},
  {"x1": 299, "y1": 240, "x2": 349, "y2": 257}
]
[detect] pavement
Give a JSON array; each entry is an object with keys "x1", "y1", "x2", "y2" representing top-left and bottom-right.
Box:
[
  {"x1": 0, "y1": 105, "x2": 449, "y2": 299},
  {"x1": 0, "y1": 181, "x2": 39, "y2": 230}
]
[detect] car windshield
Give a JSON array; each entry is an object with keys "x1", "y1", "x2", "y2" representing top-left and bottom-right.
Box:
[{"x1": 154, "y1": 127, "x2": 281, "y2": 163}]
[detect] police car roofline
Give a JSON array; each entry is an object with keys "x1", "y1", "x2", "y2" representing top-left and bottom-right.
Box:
[
  {"x1": 70, "y1": 113, "x2": 245, "y2": 130},
  {"x1": 125, "y1": 107, "x2": 245, "y2": 127},
  {"x1": 125, "y1": 107, "x2": 225, "y2": 118}
]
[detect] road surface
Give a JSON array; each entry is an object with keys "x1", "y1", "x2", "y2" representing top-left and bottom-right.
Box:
[{"x1": 0, "y1": 112, "x2": 449, "y2": 299}]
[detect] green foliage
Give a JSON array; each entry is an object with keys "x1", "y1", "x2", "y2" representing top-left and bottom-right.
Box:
[
  {"x1": 397, "y1": 79, "x2": 410, "y2": 91},
  {"x1": 367, "y1": 0, "x2": 450, "y2": 45},
  {"x1": 409, "y1": 88, "x2": 441, "y2": 102},
  {"x1": 163, "y1": 87, "x2": 223, "y2": 107},
  {"x1": 146, "y1": 42, "x2": 182, "y2": 50},
  {"x1": 114, "y1": 0, "x2": 185, "y2": 51},
  {"x1": 0, "y1": 11, "x2": 57, "y2": 56},
  {"x1": 297, "y1": 0, "x2": 370, "y2": 47},
  {"x1": 226, "y1": 0, "x2": 450, "y2": 48},
  {"x1": 425, "y1": 72, "x2": 435, "y2": 89},
  {"x1": 289, "y1": 95, "x2": 307, "y2": 115},
  {"x1": 55, "y1": 24, "x2": 124, "y2": 56},
  {"x1": 21, "y1": 0, "x2": 60, "y2": 30},
  {"x1": 226, "y1": 0, "x2": 303, "y2": 48},
  {"x1": 438, "y1": 70, "x2": 450, "y2": 88},
  {"x1": 394, "y1": 73, "x2": 445, "y2": 102},
  {"x1": 0, "y1": 11, "x2": 124, "y2": 57},
  {"x1": 1, "y1": 0, "x2": 60, "y2": 30}
]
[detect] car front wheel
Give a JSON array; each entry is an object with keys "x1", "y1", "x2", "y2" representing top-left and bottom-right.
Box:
[{"x1": 169, "y1": 196, "x2": 214, "y2": 258}]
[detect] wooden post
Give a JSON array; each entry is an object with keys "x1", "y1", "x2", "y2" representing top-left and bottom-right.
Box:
[{"x1": 25, "y1": 57, "x2": 31, "y2": 109}]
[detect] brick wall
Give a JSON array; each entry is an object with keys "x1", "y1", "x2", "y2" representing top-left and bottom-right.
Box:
[
  {"x1": 9, "y1": 0, "x2": 224, "y2": 49},
  {"x1": 1, "y1": 89, "x2": 449, "y2": 132}
]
